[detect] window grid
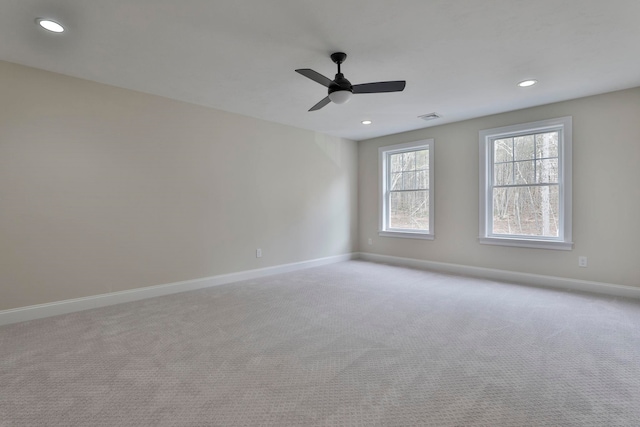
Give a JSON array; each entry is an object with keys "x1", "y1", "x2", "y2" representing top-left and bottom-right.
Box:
[
  {"x1": 492, "y1": 131, "x2": 559, "y2": 190},
  {"x1": 388, "y1": 151, "x2": 428, "y2": 194}
]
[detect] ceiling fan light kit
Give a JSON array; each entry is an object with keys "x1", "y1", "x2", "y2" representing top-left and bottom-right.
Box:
[
  {"x1": 296, "y1": 52, "x2": 406, "y2": 111},
  {"x1": 328, "y1": 90, "x2": 352, "y2": 104}
]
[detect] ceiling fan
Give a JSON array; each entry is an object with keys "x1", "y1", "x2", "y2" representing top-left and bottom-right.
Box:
[{"x1": 295, "y1": 52, "x2": 406, "y2": 111}]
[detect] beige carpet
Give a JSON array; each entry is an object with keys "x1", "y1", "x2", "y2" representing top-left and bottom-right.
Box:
[{"x1": 1, "y1": 260, "x2": 639, "y2": 426}]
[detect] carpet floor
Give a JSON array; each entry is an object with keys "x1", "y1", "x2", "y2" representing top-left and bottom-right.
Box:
[{"x1": 1, "y1": 260, "x2": 640, "y2": 426}]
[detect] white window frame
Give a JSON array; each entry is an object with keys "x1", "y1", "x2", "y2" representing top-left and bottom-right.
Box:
[
  {"x1": 379, "y1": 139, "x2": 435, "y2": 240},
  {"x1": 479, "y1": 116, "x2": 573, "y2": 250}
]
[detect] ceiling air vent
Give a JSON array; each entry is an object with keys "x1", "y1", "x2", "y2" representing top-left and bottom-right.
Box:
[{"x1": 418, "y1": 113, "x2": 441, "y2": 121}]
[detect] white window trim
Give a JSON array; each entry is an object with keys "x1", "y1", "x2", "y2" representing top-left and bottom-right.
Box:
[
  {"x1": 479, "y1": 117, "x2": 573, "y2": 250},
  {"x1": 379, "y1": 139, "x2": 435, "y2": 240}
]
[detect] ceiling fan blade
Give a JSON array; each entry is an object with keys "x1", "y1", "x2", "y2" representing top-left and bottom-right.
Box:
[
  {"x1": 309, "y1": 96, "x2": 331, "y2": 111},
  {"x1": 295, "y1": 69, "x2": 334, "y2": 88},
  {"x1": 352, "y1": 81, "x2": 406, "y2": 94}
]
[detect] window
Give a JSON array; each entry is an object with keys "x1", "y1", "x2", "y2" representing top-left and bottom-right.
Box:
[
  {"x1": 479, "y1": 117, "x2": 572, "y2": 250},
  {"x1": 379, "y1": 139, "x2": 434, "y2": 239}
]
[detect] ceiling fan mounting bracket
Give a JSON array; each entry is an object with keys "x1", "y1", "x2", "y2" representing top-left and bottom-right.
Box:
[{"x1": 330, "y1": 52, "x2": 347, "y2": 65}]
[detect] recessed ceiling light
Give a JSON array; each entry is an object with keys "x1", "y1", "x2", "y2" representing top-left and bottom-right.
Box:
[
  {"x1": 361, "y1": 120, "x2": 372, "y2": 125},
  {"x1": 518, "y1": 79, "x2": 537, "y2": 88},
  {"x1": 36, "y1": 18, "x2": 65, "y2": 33}
]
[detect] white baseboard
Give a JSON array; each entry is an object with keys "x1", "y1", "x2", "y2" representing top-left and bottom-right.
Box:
[
  {"x1": 4, "y1": 252, "x2": 636, "y2": 327},
  {"x1": 0, "y1": 253, "x2": 356, "y2": 326},
  {"x1": 357, "y1": 252, "x2": 640, "y2": 300}
]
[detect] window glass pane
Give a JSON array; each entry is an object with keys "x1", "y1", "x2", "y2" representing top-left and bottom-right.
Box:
[
  {"x1": 415, "y1": 149, "x2": 428, "y2": 170},
  {"x1": 416, "y1": 170, "x2": 428, "y2": 189},
  {"x1": 389, "y1": 191, "x2": 428, "y2": 230},
  {"x1": 492, "y1": 185, "x2": 559, "y2": 237},
  {"x1": 536, "y1": 159, "x2": 558, "y2": 183},
  {"x1": 403, "y1": 151, "x2": 416, "y2": 171},
  {"x1": 390, "y1": 172, "x2": 402, "y2": 190},
  {"x1": 494, "y1": 138, "x2": 512, "y2": 163},
  {"x1": 514, "y1": 135, "x2": 535, "y2": 160},
  {"x1": 403, "y1": 171, "x2": 417, "y2": 190},
  {"x1": 414, "y1": 190, "x2": 429, "y2": 230},
  {"x1": 390, "y1": 153, "x2": 403, "y2": 172},
  {"x1": 536, "y1": 132, "x2": 558, "y2": 159},
  {"x1": 514, "y1": 160, "x2": 535, "y2": 185},
  {"x1": 494, "y1": 163, "x2": 513, "y2": 186},
  {"x1": 389, "y1": 192, "x2": 403, "y2": 228}
]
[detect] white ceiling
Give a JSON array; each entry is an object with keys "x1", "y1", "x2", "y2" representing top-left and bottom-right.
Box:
[{"x1": 2, "y1": 0, "x2": 639, "y2": 141}]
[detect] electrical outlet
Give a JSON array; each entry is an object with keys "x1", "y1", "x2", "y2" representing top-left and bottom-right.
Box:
[
  {"x1": 368, "y1": 238, "x2": 373, "y2": 245},
  {"x1": 256, "y1": 248, "x2": 262, "y2": 258},
  {"x1": 578, "y1": 256, "x2": 587, "y2": 268}
]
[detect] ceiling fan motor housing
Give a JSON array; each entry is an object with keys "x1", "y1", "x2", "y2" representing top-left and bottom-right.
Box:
[{"x1": 329, "y1": 73, "x2": 352, "y2": 94}]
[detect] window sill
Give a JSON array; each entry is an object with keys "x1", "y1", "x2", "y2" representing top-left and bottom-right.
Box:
[
  {"x1": 478, "y1": 236, "x2": 573, "y2": 250},
  {"x1": 379, "y1": 231, "x2": 434, "y2": 240}
]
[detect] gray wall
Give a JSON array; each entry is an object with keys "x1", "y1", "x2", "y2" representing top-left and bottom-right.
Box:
[
  {"x1": 358, "y1": 87, "x2": 640, "y2": 288},
  {"x1": 3, "y1": 58, "x2": 638, "y2": 312},
  {"x1": 0, "y1": 61, "x2": 358, "y2": 310}
]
